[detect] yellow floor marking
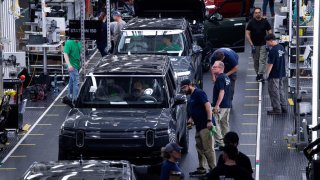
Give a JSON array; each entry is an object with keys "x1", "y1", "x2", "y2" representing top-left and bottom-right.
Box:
[
  {"x1": 22, "y1": 124, "x2": 31, "y2": 131},
  {"x1": 245, "y1": 96, "x2": 259, "y2": 98},
  {"x1": 53, "y1": 104, "x2": 67, "y2": 107},
  {"x1": 240, "y1": 144, "x2": 256, "y2": 146},
  {"x1": 288, "y1": 98, "x2": 294, "y2": 106},
  {"x1": 243, "y1": 114, "x2": 258, "y2": 116},
  {"x1": 9, "y1": 155, "x2": 27, "y2": 158},
  {"x1": 246, "y1": 81, "x2": 259, "y2": 84},
  {"x1": 19, "y1": 144, "x2": 36, "y2": 146},
  {"x1": 245, "y1": 89, "x2": 259, "y2": 91},
  {"x1": 244, "y1": 104, "x2": 258, "y2": 106},
  {"x1": 0, "y1": 168, "x2": 16, "y2": 170},
  {"x1": 242, "y1": 123, "x2": 258, "y2": 125},
  {"x1": 45, "y1": 114, "x2": 59, "y2": 117},
  {"x1": 241, "y1": 133, "x2": 257, "y2": 135},
  {"x1": 37, "y1": 124, "x2": 52, "y2": 126}
]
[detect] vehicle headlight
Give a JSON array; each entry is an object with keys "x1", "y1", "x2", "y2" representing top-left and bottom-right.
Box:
[
  {"x1": 175, "y1": 71, "x2": 191, "y2": 77},
  {"x1": 156, "y1": 129, "x2": 170, "y2": 137}
]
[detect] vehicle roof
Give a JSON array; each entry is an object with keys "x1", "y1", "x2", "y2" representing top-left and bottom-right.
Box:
[
  {"x1": 123, "y1": 18, "x2": 187, "y2": 30},
  {"x1": 22, "y1": 160, "x2": 132, "y2": 179},
  {"x1": 90, "y1": 54, "x2": 170, "y2": 76}
]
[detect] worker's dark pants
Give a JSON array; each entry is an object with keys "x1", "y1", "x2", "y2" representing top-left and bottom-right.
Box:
[
  {"x1": 268, "y1": 78, "x2": 287, "y2": 111},
  {"x1": 263, "y1": 0, "x2": 275, "y2": 16}
]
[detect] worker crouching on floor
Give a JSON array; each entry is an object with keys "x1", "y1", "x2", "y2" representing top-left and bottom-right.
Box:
[
  {"x1": 180, "y1": 79, "x2": 216, "y2": 177},
  {"x1": 211, "y1": 61, "x2": 232, "y2": 150}
]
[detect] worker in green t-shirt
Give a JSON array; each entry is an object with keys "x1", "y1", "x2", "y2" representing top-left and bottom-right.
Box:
[
  {"x1": 64, "y1": 39, "x2": 81, "y2": 102},
  {"x1": 157, "y1": 36, "x2": 181, "y2": 51}
]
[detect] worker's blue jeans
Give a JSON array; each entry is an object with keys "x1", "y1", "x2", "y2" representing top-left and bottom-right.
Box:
[
  {"x1": 263, "y1": 0, "x2": 275, "y2": 16},
  {"x1": 68, "y1": 68, "x2": 79, "y2": 101}
]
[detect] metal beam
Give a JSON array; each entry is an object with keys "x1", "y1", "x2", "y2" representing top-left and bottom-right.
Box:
[
  {"x1": 80, "y1": 0, "x2": 86, "y2": 80},
  {"x1": 312, "y1": 0, "x2": 319, "y2": 142},
  {"x1": 295, "y1": 0, "x2": 301, "y2": 134},
  {"x1": 106, "y1": 0, "x2": 111, "y2": 50}
]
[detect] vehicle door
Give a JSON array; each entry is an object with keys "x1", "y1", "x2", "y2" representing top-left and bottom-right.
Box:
[
  {"x1": 185, "y1": 26, "x2": 203, "y2": 87},
  {"x1": 166, "y1": 67, "x2": 187, "y2": 143},
  {"x1": 204, "y1": 16, "x2": 246, "y2": 52}
]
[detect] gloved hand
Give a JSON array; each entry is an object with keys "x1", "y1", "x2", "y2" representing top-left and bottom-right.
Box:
[{"x1": 251, "y1": 45, "x2": 256, "y2": 54}]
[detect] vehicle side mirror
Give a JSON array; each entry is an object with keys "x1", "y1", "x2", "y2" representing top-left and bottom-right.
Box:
[
  {"x1": 62, "y1": 95, "x2": 74, "y2": 108},
  {"x1": 209, "y1": 12, "x2": 223, "y2": 22},
  {"x1": 192, "y1": 45, "x2": 202, "y2": 55},
  {"x1": 174, "y1": 94, "x2": 187, "y2": 106}
]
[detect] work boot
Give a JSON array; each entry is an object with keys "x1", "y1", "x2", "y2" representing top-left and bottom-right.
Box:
[
  {"x1": 257, "y1": 74, "x2": 264, "y2": 82},
  {"x1": 189, "y1": 167, "x2": 207, "y2": 177}
]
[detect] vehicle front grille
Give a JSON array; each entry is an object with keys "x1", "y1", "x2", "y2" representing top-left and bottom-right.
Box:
[{"x1": 145, "y1": 129, "x2": 155, "y2": 147}]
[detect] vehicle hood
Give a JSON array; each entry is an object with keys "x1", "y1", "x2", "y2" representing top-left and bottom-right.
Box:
[
  {"x1": 134, "y1": 0, "x2": 206, "y2": 22},
  {"x1": 22, "y1": 160, "x2": 132, "y2": 179},
  {"x1": 63, "y1": 108, "x2": 172, "y2": 131}
]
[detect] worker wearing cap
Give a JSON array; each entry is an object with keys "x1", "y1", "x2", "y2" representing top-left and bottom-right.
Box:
[
  {"x1": 160, "y1": 142, "x2": 184, "y2": 180},
  {"x1": 180, "y1": 79, "x2": 216, "y2": 176},
  {"x1": 111, "y1": 11, "x2": 126, "y2": 52}
]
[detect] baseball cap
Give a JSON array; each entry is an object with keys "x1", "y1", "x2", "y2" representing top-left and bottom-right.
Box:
[
  {"x1": 221, "y1": 145, "x2": 238, "y2": 160},
  {"x1": 180, "y1": 79, "x2": 191, "y2": 87},
  {"x1": 164, "y1": 142, "x2": 183, "y2": 153},
  {"x1": 112, "y1": 11, "x2": 122, "y2": 17}
]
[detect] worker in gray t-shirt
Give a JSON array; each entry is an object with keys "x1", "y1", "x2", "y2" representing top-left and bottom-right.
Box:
[{"x1": 111, "y1": 11, "x2": 126, "y2": 52}]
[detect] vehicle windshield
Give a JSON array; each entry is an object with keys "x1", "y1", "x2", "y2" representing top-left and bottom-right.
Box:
[
  {"x1": 117, "y1": 30, "x2": 185, "y2": 56},
  {"x1": 77, "y1": 76, "x2": 168, "y2": 108}
]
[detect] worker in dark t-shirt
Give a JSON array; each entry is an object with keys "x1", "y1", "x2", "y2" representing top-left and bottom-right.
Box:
[
  {"x1": 208, "y1": 145, "x2": 253, "y2": 180},
  {"x1": 180, "y1": 79, "x2": 216, "y2": 176},
  {"x1": 211, "y1": 61, "x2": 231, "y2": 148},
  {"x1": 265, "y1": 33, "x2": 287, "y2": 115},
  {"x1": 210, "y1": 48, "x2": 238, "y2": 103},
  {"x1": 217, "y1": 132, "x2": 253, "y2": 175},
  {"x1": 246, "y1": 7, "x2": 272, "y2": 82}
]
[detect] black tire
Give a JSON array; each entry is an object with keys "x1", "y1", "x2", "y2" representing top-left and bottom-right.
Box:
[
  {"x1": 0, "y1": 133, "x2": 8, "y2": 144},
  {"x1": 202, "y1": 62, "x2": 210, "y2": 72},
  {"x1": 58, "y1": 148, "x2": 71, "y2": 160}
]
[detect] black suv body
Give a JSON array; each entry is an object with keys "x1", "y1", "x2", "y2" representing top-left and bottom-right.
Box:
[
  {"x1": 59, "y1": 55, "x2": 189, "y2": 160},
  {"x1": 115, "y1": 18, "x2": 203, "y2": 88},
  {"x1": 133, "y1": 0, "x2": 246, "y2": 53}
]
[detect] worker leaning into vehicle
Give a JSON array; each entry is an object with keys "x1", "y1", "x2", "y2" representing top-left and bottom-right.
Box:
[
  {"x1": 210, "y1": 48, "x2": 238, "y2": 105},
  {"x1": 64, "y1": 39, "x2": 81, "y2": 102}
]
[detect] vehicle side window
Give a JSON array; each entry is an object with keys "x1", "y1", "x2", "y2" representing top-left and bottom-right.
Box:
[
  {"x1": 168, "y1": 67, "x2": 176, "y2": 91},
  {"x1": 165, "y1": 74, "x2": 174, "y2": 98},
  {"x1": 185, "y1": 26, "x2": 193, "y2": 47}
]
